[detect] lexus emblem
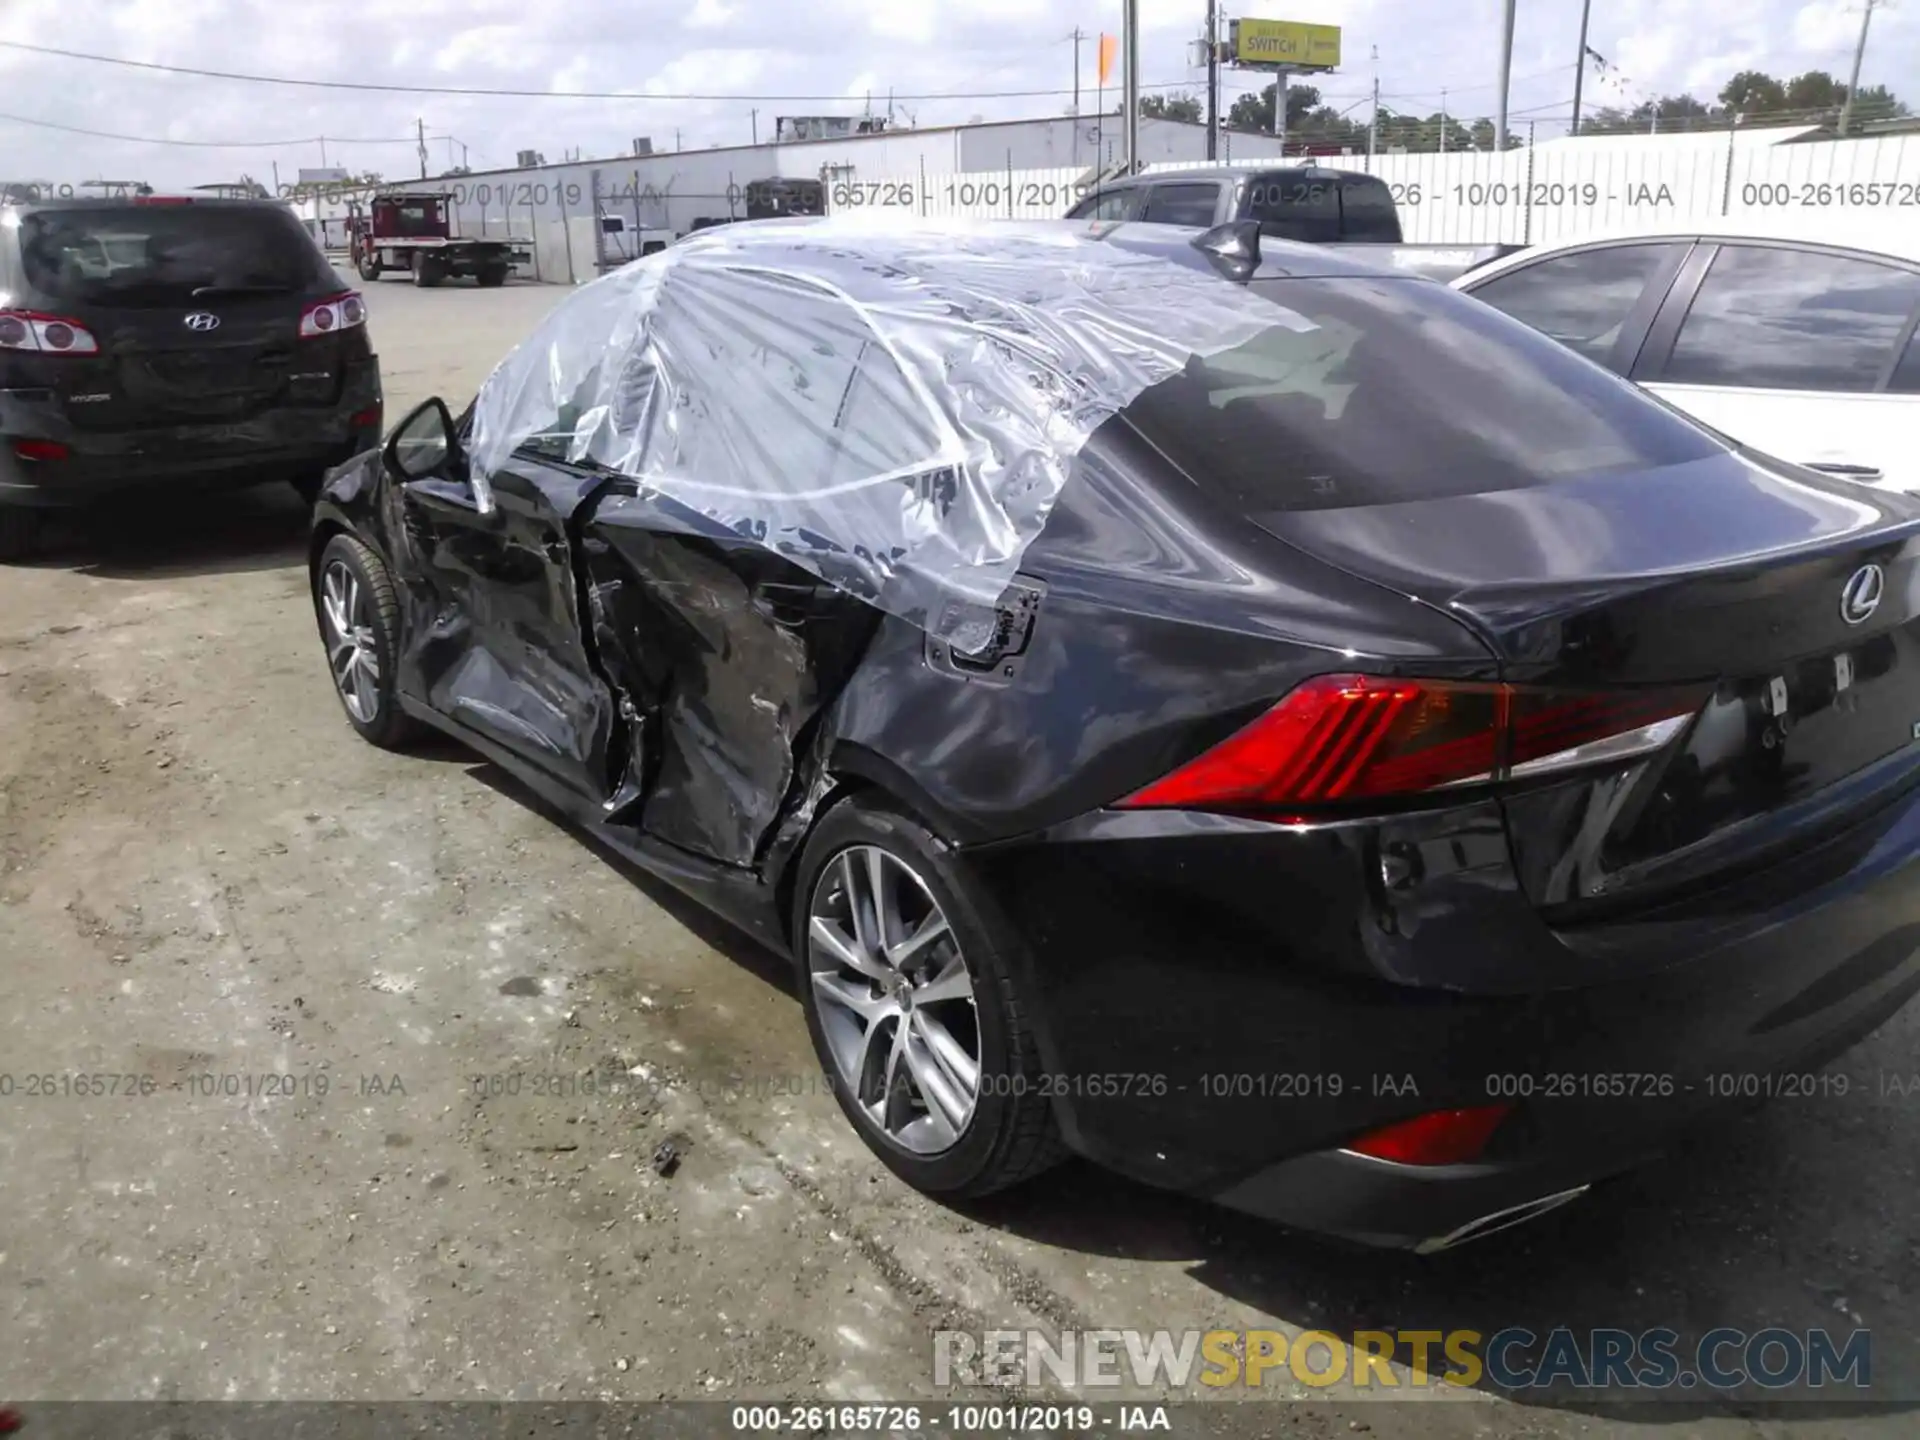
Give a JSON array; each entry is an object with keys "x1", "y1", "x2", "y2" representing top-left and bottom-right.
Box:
[
  {"x1": 1840, "y1": 564, "x2": 1885, "y2": 626},
  {"x1": 182, "y1": 312, "x2": 221, "y2": 332}
]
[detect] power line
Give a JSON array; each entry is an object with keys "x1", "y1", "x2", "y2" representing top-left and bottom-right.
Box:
[
  {"x1": 0, "y1": 111, "x2": 417, "y2": 147},
  {"x1": 0, "y1": 39, "x2": 1201, "y2": 103}
]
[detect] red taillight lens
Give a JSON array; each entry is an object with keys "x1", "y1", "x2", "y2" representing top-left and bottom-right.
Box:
[
  {"x1": 0, "y1": 310, "x2": 101, "y2": 356},
  {"x1": 1120, "y1": 674, "x2": 1705, "y2": 814},
  {"x1": 13, "y1": 439, "x2": 70, "y2": 462},
  {"x1": 299, "y1": 292, "x2": 367, "y2": 339},
  {"x1": 1345, "y1": 1105, "x2": 1513, "y2": 1166}
]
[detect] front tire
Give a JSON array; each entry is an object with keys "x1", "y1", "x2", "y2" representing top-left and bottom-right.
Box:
[
  {"x1": 313, "y1": 533, "x2": 420, "y2": 750},
  {"x1": 792, "y1": 798, "x2": 1064, "y2": 1199},
  {"x1": 0, "y1": 506, "x2": 41, "y2": 562},
  {"x1": 355, "y1": 250, "x2": 382, "y2": 281}
]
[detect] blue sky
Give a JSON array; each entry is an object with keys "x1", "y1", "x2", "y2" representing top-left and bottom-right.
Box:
[{"x1": 0, "y1": 0, "x2": 1910, "y2": 186}]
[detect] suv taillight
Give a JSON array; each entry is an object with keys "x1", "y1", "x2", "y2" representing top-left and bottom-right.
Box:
[
  {"x1": 0, "y1": 310, "x2": 101, "y2": 356},
  {"x1": 1118, "y1": 674, "x2": 1708, "y2": 814},
  {"x1": 298, "y1": 292, "x2": 367, "y2": 338}
]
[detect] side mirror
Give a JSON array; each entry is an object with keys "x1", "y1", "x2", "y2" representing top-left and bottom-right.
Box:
[{"x1": 384, "y1": 397, "x2": 462, "y2": 481}]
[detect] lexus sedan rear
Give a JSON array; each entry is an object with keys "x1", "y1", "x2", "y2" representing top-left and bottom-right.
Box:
[{"x1": 308, "y1": 219, "x2": 1920, "y2": 1251}]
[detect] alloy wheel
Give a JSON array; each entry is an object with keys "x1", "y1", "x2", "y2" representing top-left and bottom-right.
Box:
[
  {"x1": 807, "y1": 845, "x2": 981, "y2": 1154},
  {"x1": 320, "y1": 559, "x2": 381, "y2": 723}
]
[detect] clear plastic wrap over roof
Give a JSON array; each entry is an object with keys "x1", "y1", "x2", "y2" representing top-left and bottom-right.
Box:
[{"x1": 467, "y1": 216, "x2": 1287, "y2": 643}]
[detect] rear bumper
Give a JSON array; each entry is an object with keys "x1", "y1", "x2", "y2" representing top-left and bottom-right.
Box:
[
  {"x1": 0, "y1": 395, "x2": 382, "y2": 508},
  {"x1": 963, "y1": 789, "x2": 1920, "y2": 1248}
]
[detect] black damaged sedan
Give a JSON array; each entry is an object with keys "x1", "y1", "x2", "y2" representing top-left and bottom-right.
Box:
[{"x1": 309, "y1": 218, "x2": 1920, "y2": 1251}]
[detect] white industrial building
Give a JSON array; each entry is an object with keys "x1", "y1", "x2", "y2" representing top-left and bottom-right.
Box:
[{"x1": 370, "y1": 114, "x2": 1293, "y2": 282}]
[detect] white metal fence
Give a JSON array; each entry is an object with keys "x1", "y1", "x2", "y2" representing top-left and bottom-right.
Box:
[{"x1": 823, "y1": 135, "x2": 1920, "y2": 247}]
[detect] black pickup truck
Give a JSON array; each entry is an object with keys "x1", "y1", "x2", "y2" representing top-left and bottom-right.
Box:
[{"x1": 1065, "y1": 163, "x2": 1520, "y2": 282}]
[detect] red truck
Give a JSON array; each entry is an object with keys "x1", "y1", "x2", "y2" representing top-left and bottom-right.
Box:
[{"x1": 348, "y1": 192, "x2": 529, "y2": 287}]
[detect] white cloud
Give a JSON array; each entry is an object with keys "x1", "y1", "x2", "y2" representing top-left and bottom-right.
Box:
[
  {"x1": 0, "y1": 0, "x2": 1910, "y2": 187},
  {"x1": 684, "y1": 0, "x2": 737, "y2": 31}
]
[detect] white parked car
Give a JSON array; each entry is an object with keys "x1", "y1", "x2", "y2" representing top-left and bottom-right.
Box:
[{"x1": 1453, "y1": 221, "x2": 1920, "y2": 494}]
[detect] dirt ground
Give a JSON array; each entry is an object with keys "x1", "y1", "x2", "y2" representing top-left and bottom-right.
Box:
[{"x1": 1, "y1": 274, "x2": 1915, "y2": 1438}]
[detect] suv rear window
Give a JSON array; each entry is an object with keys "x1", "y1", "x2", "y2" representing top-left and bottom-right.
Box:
[
  {"x1": 1120, "y1": 275, "x2": 1719, "y2": 513},
  {"x1": 17, "y1": 205, "x2": 334, "y2": 309}
]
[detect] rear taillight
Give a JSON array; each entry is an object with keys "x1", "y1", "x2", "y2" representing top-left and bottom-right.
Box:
[
  {"x1": 1345, "y1": 1106, "x2": 1513, "y2": 1166},
  {"x1": 299, "y1": 292, "x2": 367, "y2": 338},
  {"x1": 1119, "y1": 674, "x2": 1706, "y2": 814},
  {"x1": 0, "y1": 310, "x2": 101, "y2": 356},
  {"x1": 13, "y1": 438, "x2": 70, "y2": 462}
]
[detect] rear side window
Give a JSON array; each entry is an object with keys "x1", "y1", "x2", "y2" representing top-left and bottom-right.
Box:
[
  {"x1": 1070, "y1": 189, "x2": 1138, "y2": 222},
  {"x1": 18, "y1": 205, "x2": 334, "y2": 309},
  {"x1": 1141, "y1": 183, "x2": 1221, "y2": 228},
  {"x1": 1331, "y1": 176, "x2": 1401, "y2": 242},
  {"x1": 1892, "y1": 326, "x2": 1920, "y2": 395},
  {"x1": 1120, "y1": 276, "x2": 1720, "y2": 513},
  {"x1": 1244, "y1": 173, "x2": 1340, "y2": 242},
  {"x1": 1240, "y1": 173, "x2": 1399, "y2": 242},
  {"x1": 1466, "y1": 243, "x2": 1682, "y2": 366},
  {"x1": 1660, "y1": 244, "x2": 1920, "y2": 392}
]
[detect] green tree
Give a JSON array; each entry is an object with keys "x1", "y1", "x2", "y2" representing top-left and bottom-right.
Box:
[
  {"x1": 1225, "y1": 82, "x2": 1323, "y2": 134},
  {"x1": 1783, "y1": 70, "x2": 1847, "y2": 113},
  {"x1": 1720, "y1": 69, "x2": 1788, "y2": 114},
  {"x1": 1850, "y1": 84, "x2": 1910, "y2": 122},
  {"x1": 1140, "y1": 92, "x2": 1204, "y2": 123}
]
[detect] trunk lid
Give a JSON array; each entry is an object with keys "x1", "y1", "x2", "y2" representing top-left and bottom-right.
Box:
[{"x1": 1251, "y1": 452, "x2": 1920, "y2": 907}]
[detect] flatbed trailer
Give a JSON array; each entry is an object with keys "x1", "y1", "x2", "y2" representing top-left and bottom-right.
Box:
[{"x1": 348, "y1": 192, "x2": 531, "y2": 288}]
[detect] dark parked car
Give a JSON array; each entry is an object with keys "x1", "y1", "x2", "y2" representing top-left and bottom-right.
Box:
[
  {"x1": 1066, "y1": 163, "x2": 1406, "y2": 241},
  {"x1": 310, "y1": 218, "x2": 1920, "y2": 1251},
  {"x1": 0, "y1": 196, "x2": 383, "y2": 558}
]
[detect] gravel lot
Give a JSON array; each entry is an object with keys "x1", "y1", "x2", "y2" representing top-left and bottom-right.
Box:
[{"x1": 1, "y1": 273, "x2": 1915, "y2": 1437}]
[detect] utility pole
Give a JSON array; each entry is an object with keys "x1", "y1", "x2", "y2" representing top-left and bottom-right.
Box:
[
  {"x1": 1122, "y1": 0, "x2": 1140, "y2": 171},
  {"x1": 1204, "y1": 2, "x2": 1220, "y2": 160},
  {"x1": 1274, "y1": 74, "x2": 1289, "y2": 150},
  {"x1": 1495, "y1": 0, "x2": 1516, "y2": 151},
  {"x1": 1441, "y1": 88, "x2": 1449, "y2": 152},
  {"x1": 1071, "y1": 27, "x2": 1084, "y2": 115},
  {"x1": 1570, "y1": 0, "x2": 1593, "y2": 134},
  {"x1": 1368, "y1": 45, "x2": 1380, "y2": 159},
  {"x1": 1839, "y1": 0, "x2": 1882, "y2": 137},
  {"x1": 675, "y1": 128, "x2": 683, "y2": 152},
  {"x1": 416, "y1": 118, "x2": 428, "y2": 179},
  {"x1": 751, "y1": 109, "x2": 759, "y2": 144}
]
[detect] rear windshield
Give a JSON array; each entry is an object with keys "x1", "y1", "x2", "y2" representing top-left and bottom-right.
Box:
[
  {"x1": 1120, "y1": 275, "x2": 1722, "y2": 512},
  {"x1": 16, "y1": 205, "x2": 335, "y2": 309},
  {"x1": 1241, "y1": 173, "x2": 1403, "y2": 243}
]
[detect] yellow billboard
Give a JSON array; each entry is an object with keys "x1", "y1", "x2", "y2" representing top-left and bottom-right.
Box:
[{"x1": 1229, "y1": 19, "x2": 1342, "y2": 71}]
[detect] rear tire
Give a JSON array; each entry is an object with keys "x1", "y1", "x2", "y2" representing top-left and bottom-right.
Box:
[
  {"x1": 313, "y1": 533, "x2": 421, "y2": 751},
  {"x1": 0, "y1": 506, "x2": 41, "y2": 562},
  {"x1": 412, "y1": 256, "x2": 443, "y2": 288},
  {"x1": 791, "y1": 797, "x2": 1065, "y2": 1200},
  {"x1": 476, "y1": 263, "x2": 509, "y2": 288}
]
